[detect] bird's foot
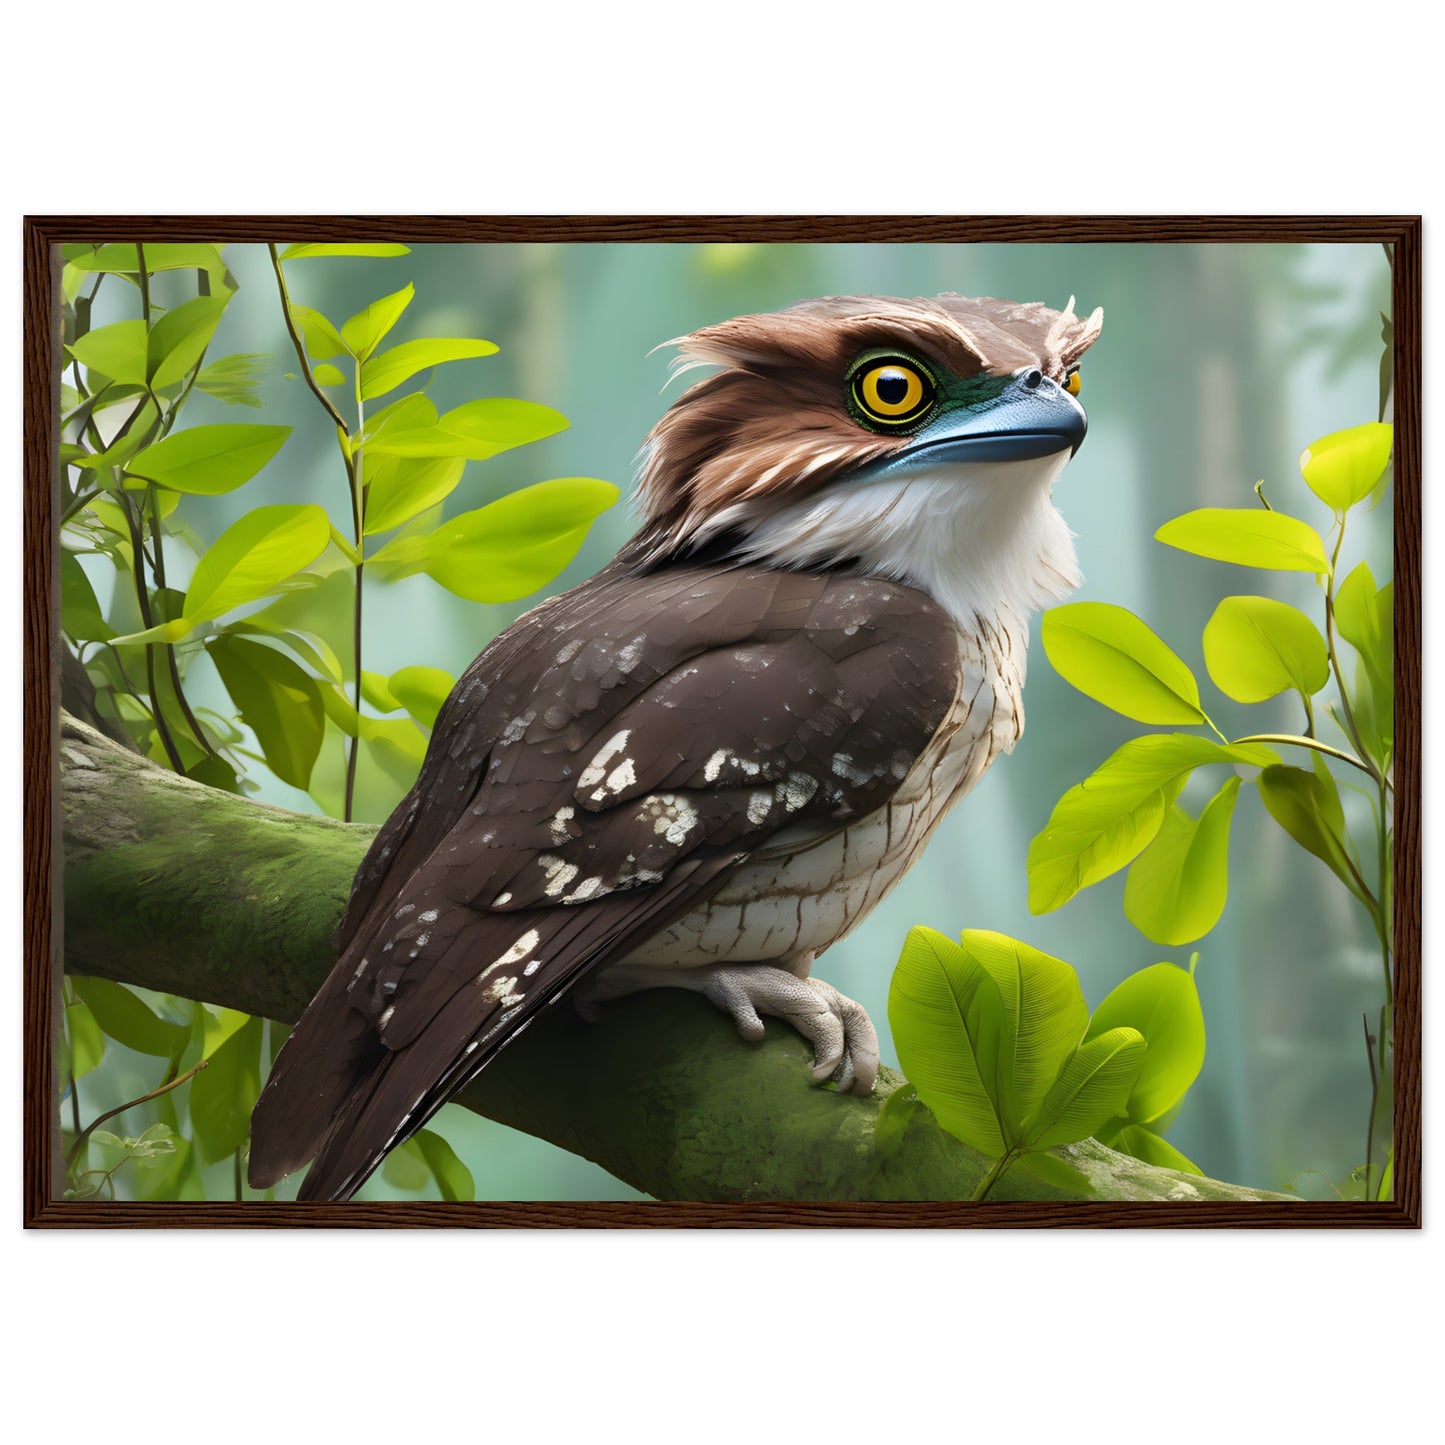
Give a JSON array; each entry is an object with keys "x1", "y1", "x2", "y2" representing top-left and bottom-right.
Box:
[{"x1": 697, "y1": 965, "x2": 880, "y2": 1095}]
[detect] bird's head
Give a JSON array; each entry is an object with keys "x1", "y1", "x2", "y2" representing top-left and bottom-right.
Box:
[{"x1": 628, "y1": 293, "x2": 1103, "y2": 628}]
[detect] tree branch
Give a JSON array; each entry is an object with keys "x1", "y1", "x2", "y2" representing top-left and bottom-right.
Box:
[{"x1": 58, "y1": 713, "x2": 1293, "y2": 1204}]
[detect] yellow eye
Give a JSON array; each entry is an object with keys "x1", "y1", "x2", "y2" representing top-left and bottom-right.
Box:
[
  {"x1": 1065, "y1": 370, "x2": 1082, "y2": 397},
  {"x1": 848, "y1": 354, "x2": 936, "y2": 431}
]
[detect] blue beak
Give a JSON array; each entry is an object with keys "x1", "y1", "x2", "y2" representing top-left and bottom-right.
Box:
[{"x1": 856, "y1": 370, "x2": 1087, "y2": 480}]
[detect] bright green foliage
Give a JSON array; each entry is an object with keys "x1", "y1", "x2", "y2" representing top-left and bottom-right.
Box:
[
  {"x1": 207, "y1": 635, "x2": 326, "y2": 790},
  {"x1": 68, "y1": 318, "x2": 150, "y2": 384},
  {"x1": 147, "y1": 294, "x2": 229, "y2": 388},
  {"x1": 1084, "y1": 962, "x2": 1206, "y2": 1130},
  {"x1": 71, "y1": 978, "x2": 187, "y2": 1059},
  {"x1": 279, "y1": 242, "x2": 412, "y2": 261},
  {"x1": 341, "y1": 283, "x2": 414, "y2": 361},
  {"x1": 364, "y1": 395, "x2": 570, "y2": 461},
  {"x1": 1027, "y1": 735, "x2": 1277, "y2": 914},
  {"x1": 125, "y1": 423, "x2": 293, "y2": 494},
  {"x1": 1203, "y1": 596, "x2": 1329, "y2": 704},
  {"x1": 56, "y1": 242, "x2": 624, "y2": 1200},
  {"x1": 388, "y1": 666, "x2": 456, "y2": 729},
  {"x1": 195, "y1": 353, "x2": 269, "y2": 408},
  {"x1": 1042, "y1": 602, "x2": 1206, "y2": 724},
  {"x1": 889, "y1": 927, "x2": 1181, "y2": 1198},
  {"x1": 373, "y1": 477, "x2": 621, "y2": 601},
  {"x1": 1256, "y1": 765, "x2": 1370, "y2": 908},
  {"x1": 361, "y1": 338, "x2": 499, "y2": 400},
  {"x1": 1299, "y1": 421, "x2": 1392, "y2": 510},
  {"x1": 189, "y1": 1014, "x2": 263, "y2": 1164},
  {"x1": 363, "y1": 455, "x2": 466, "y2": 535},
  {"x1": 1123, "y1": 777, "x2": 1240, "y2": 945},
  {"x1": 1154, "y1": 507, "x2": 1330, "y2": 573},
  {"x1": 183, "y1": 505, "x2": 331, "y2": 625},
  {"x1": 1032, "y1": 416, "x2": 1395, "y2": 1198},
  {"x1": 1024, "y1": 1028, "x2": 1146, "y2": 1150}
]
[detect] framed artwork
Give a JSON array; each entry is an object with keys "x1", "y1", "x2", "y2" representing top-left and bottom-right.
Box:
[{"x1": 22, "y1": 217, "x2": 1420, "y2": 1225}]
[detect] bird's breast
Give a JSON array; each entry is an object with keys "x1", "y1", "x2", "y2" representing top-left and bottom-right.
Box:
[{"x1": 620, "y1": 615, "x2": 1027, "y2": 970}]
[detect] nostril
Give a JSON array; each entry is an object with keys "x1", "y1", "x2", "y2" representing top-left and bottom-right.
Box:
[{"x1": 1023, "y1": 369, "x2": 1043, "y2": 389}]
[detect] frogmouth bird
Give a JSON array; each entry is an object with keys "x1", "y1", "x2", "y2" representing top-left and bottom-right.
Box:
[{"x1": 248, "y1": 292, "x2": 1103, "y2": 1200}]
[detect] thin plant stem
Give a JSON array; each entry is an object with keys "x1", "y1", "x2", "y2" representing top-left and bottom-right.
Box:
[
  {"x1": 266, "y1": 244, "x2": 351, "y2": 433},
  {"x1": 970, "y1": 1149, "x2": 1020, "y2": 1202},
  {"x1": 1362, "y1": 1012, "x2": 1378, "y2": 1196},
  {"x1": 65, "y1": 1059, "x2": 209, "y2": 1175},
  {"x1": 1232, "y1": 732, "x2": 1379, "y2": 780},
  {"x1": 343, "y1": 368, "x2": 368, "y2": 821},
  {"x1": 120, "y1": 496, "x2": 184, "y2": 771},
  {"x1": 147, "y1": 485, "x2": 216, "y2": 757},
  {"x1": 268, "y1": 240, "x2": 364, "y2": 819}
]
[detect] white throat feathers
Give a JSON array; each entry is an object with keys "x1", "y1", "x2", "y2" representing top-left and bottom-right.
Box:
[{"x1": 715, "y1": 450, "x2": 1081, "y2": 638}]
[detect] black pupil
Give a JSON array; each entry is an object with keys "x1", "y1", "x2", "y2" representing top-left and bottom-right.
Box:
[{"x1": 876, "y1": 371, "x2": 910, "y2": 405}]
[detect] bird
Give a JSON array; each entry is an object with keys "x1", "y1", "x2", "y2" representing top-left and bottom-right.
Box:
[{"x1": 247, "y1": 291, "x2": 1103, "y2": 1201}]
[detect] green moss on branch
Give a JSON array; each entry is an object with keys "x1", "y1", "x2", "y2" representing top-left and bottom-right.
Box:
[{"x1": 58, "y1": 713, "x2": 1293, "y2": 1205}]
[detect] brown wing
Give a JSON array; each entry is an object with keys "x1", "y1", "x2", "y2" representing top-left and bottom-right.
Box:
[{"x1": 248, "y1": 560, "x2": 961, "y2": 1200}]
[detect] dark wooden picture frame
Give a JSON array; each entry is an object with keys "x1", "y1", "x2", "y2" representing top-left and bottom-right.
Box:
[{"x1": 22, "y1": 215, "x2": 1422, "y2": 1228}]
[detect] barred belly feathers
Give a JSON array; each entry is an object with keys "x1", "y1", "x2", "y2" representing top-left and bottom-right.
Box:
[{"x1": 248, "y1": 292, "x2": 1103, "y2": 1201}]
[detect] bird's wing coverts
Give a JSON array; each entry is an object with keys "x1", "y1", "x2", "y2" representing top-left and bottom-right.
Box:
[{"x1": 248, "y1": 561, "x2": 961, "y2": 1199}]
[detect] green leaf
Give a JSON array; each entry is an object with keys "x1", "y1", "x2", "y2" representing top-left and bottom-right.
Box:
[
  {"x1": 1377, "y1": 1148, "x2": 1394, "y2": 1202},
  {"x1": 146, "y1": 293, "x2": 229, "y2": 388},
  {"x1": 207, "y1": 635, "x2": 326, "y2": 789},
  {"x1": 888, "y1": 926, "x2": 1009, "y2": 1157},
  {"x1": 377, "y1": 478, "x2": 618, "y2": 602},
  {"x1": 68, "y1": 319, "x2": 150, "y2": 385},
  {"x1": 361, "y1": 670, "x2": 401, "y2": 713},
  {"x1": 184, "y1": 504, "x2": 331, "y2": 623},
  {"x1": 957, "y1": 929, "x2": 1091, "y2": 1146},
  {"x1": 279, "y1": 242, "x2": 412, "y2": 260},
  {"x1": 226, "y1": 620, "x2": 344, "y2": 684},
  {"x1": 1122, "y1": 777, "x2": 1240, "y2": 946},
  {"x1": 1299, "y1": 422, "x2": 1393, "y2": 511},
  {"x1": 1202, "y1": 595, "x2": 1330, "y2": 703},
  {"x1": 1023, "y1": 1027, "x2": 1146, "y2": 1150},
  {"x1": 1155, "y1": 508, "x2": 1330, "y2": 574},
  {"x1": 363, "y1": 397, "x2": 570, "y2": 462},
  {"x1": 1106, "y1": 1123, "x2": 1203, "y2": 1175},
  {"x1": 194, "y1": 353, "x2": 268, "y2": 408},
  {"x1": 61, "y1": 552, "x2": 114, "y2": 642},
  {"x1": 125, "y1": 423, "x2": 292, "y2": 495},
  {"x1": 388, "y1": 665, "x2": 455, "y2": 729},
  {"x1": 90, "y1": 400, "x2": 164, "y2": 476},
  {"x1": 359, "y1": 337, "x2": 499, "y2": 401},
  {"x1": 67, "y1": 243, "x2": 228, "y2": 279},
  {"x1": 202, "y1": 1005, "x2": 254, "y2": 1058},
  {"x1": 1027, "y1": 735, "x2": 1279, "y2": 914},
  {"x1": 363, "y1": 454, "x2": 466, "y2": 536},
  {"x1": 341, "y1": 284, "x2": 414, "y2": 363},
  {"x1": 71, "y1": 977, "x2": 187, "y2": 1058},
  {"x1": 66, "y1": 998, "x2": 106, "y2": 1079},
  {"x1": 312, "y1": 362, "x2": 347, "y2": 387},
  {"x1": 288, "y1": 304, "x2": 350, "y2": 362},
  {"x1": 409, "y1": 1127, "x2": 476, "y2": 1202},
  {"x1": 1042, "y1": 602, "x2": 1204, "y2": 725},
  {"x1": 1085, "y1": 962, "x2": 1206, "y2": 1124},
  {"x1": 1011, "y1": 1150, "x2": 1097, "y2": 1196},
  {"x1": 382, "y1": 1141, "x2": 431, "y2": 1191},
  {"x1": 188, "y1": 1014, "x2": 263, "y2": 1164},
  {"x1": 1335, "y1": 562, "x2": 1393, "y2": 703},
  {"x1": 1256, "y1": 765, "x2": 1370, "y2": 906}
]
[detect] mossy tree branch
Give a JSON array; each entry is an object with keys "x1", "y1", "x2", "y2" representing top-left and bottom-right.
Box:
[{"x1": 58, "y1": 713, "x2": 1293, "y2": 1204}]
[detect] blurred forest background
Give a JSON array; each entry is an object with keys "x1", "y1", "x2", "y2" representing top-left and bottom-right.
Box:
[{"x1": 66, "y1": 239, "x2": 1392, "y2": 1201}]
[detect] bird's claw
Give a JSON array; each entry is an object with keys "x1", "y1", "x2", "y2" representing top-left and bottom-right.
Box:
[{"x1": 698, "y1": 965, "x2": 879, "y2": 1095}]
